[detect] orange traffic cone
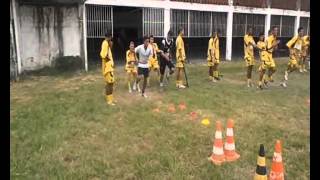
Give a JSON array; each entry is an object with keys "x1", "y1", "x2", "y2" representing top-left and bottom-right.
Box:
[
  {"x1": 269, "y1": 140, "x2": 285, "y2": 180},
  {"x1": 254, "y1": 144, "x2": 268, "y2": 180},
  {"x1": 209, "y1": 121, "x2": 225, "y2": 165},
  {"x1": 168, "y1": 104, "x2": 176, "y2": 113},
  {"x1": 178, "y1": 102, "x2": 186, "y2": 110},
  {"x1": 224, "y1": 119, "x2": 240, "y2": 162}
]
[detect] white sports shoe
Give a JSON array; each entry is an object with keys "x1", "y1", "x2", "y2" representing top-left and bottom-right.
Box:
[
  {"x1": 129, "y1": 88, "x2": 132, "y2": 93},
  {"x1": 178, "y1": 84, "x2": 186, "y2": 89},
  {"x1": 133, "y1": 83, "x2": 137, "y2": 91},
  {"x1": 280, "y1": 82, "x2": 287, "y2": 88},
  {"x1": 142, "y1": 93, "x2": 148, "y2": 98},
  {"x1": 160, "y1": 82, "x2": 164, "y2": 87},
  {"x1": 284, "y1": 71, "x2": 288, "y2": 81}
]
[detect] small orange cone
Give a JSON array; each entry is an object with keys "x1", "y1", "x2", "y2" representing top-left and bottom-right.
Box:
[
  {"x1": 269, "y1": 140, "x2": 285, "y2": 180},
  {"x1": 153, "y1": 108, "x2": 160, "y2": 113},
  {"x1": 190, "y1": 111, "x2": 198, "y2": 120},
  {"x1": 209, "y1": 121, "x2": 225, "y2": 165},
  {"x1": 168, "y1": 104, "x2": 176, "y2": 113},
  {"x1": 224, "y1": 119, "x2": 240, "y2": 162},
  {"x1": 178, "y1": 102, "x2": 186, "y2": 110}
]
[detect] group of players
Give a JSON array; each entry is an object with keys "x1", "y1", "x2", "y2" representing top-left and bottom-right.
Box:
[
  {"x1": 100, "y1": 26, "x2": 309, "y2": 106},
  {"x1": 243, "y1": 26, "x2": 310, "y2": 89}
]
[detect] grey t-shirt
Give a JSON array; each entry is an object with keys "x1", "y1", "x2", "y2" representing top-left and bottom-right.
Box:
[{"x1": 135, "y1": 44, "x2": 153, "y2": 68}]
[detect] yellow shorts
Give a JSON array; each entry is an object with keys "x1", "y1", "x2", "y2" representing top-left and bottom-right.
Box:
[
  {"x1": 149, "y1": 58, "x2": 159, "y2": 70},
  {"x1": 125, "y1": 64, "x2": 137, "y2": 74},
  {"x1": 259, "y1": 54, "x2": 275, "y2": 71},
  {"x1": 176, "y1": 60, "x2": 185, "y2": 68},
  {"x1": 104, "y1": 71, "x2": 115, "y2": 83},
  {"x1": 207, "y1": 58, "x2": 214, "y2": 67},
  {"x1": 245, "y1": 56, "x2": 255, "y2": 66}
]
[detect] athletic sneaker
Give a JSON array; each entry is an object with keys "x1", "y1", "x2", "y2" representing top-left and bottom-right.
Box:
[
  {"x1": 177, "y1": 84, "x2": 186, "y2": 89},
  {"x1": 284, "y1": 71, "x2": 288, "y2": 81},
  {"x1": 133, "y1": 83, "x2": 137, "y2": 91},
  {"x1": 303, "y1": 69, "x2": 308, "y2": 72},
  {"x1": 160, "y1": 82, "x2": 164, "y2": 87},
  {"x1": 107, "y1": 101, "x2": 116, "y2": 106},
  {"x1": 299, "y1": 69, "x2": 303, "y2": 73},
  {"x1": 129, "y1": 88, "x2": 132, "y2": 93},
  {"x1": 137, "y1": 84, "x2": 141, "y2": 92},
  {"x1": 142, "y1": 93, "x2": 148, "y2": 98},
  {"x1": 212, "y1": 78, "x2": 217, "y2": 83},
  {"x1": 280, "y1": 82, "x2": 287, "y2": 88}
]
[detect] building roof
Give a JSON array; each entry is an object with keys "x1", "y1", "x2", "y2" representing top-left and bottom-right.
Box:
[{"x1": 18, "y1": 0, "x2": 85, "y2": 5}]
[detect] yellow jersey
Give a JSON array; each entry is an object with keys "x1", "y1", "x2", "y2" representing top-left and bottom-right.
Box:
[
  {"x1": 244, "y1": 34, "x2": 256, "y2": 58},
  {"x1": 213, "y1": 35, "x2": 219, "y2": 60},
  {"x1": 257, "y1": 41, "x2": 268, "y2": 60},
  {"x1": 100, "y1": 40, "x2": 114, "y2": 74},
  {"x1": 150, "y1": 43, "x2": 160, "y2": 60},
  {"x1": 286, "y1": 35, "x2": 303, "y2": 51},
  {"x1": 126, "y1": 50, "x2": 137, "y2": 64},
  {"x1": 207, "y1": 37, "x2": 214, "y2": 60},
  {"x1": 266, "y1": 35, "x2": 277, "y2": 54},
  {"x1": 176, "y1": 35, "x2": 186, "y2": 61}
]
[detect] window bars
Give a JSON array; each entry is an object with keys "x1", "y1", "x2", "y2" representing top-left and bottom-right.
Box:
[
  {"x1": 271, "y1": 15, "x2": 295, "y2": 37},
  {"x1": 142, "y1": 8, "x2": 164, "y2": 37},
  {"x1": 86, "y1": 4, "x2": 113, "y2": 38},
  {"x1": 232, "y1": 13, "x2": 265, "y2": 37}
]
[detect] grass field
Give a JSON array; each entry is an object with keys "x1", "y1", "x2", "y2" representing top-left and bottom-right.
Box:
[{"x1": 10, "y1": 58, "x2": 310, "y2": 179}]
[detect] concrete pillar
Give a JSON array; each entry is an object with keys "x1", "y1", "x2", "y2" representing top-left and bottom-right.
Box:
[
  {"x1": 265, "y1": 13, "x2": 271, "y2": 38},
  {"x1": 83, "y1": 4, "x2": 88, "y2": 72},
  {"x1": 226, "y1": 10, "x2": 233, "y2": 61},
  {"x1": 294, "y1": 15, "x2": 300, "y2": 36},
  {"x1": 164, "y1": 8, "x2": 170, "y2": 37},
  {"x1": 12, "y1": 0, "x2": 22, "y2": 74}
]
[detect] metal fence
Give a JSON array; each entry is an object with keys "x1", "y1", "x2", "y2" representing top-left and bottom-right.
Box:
[
  {"x1": 170, "y1": 9, "x2": 189, "y2": 37},
  {"x1": 233, "y1": 13, "x2": 265, "y2": 37},
  {"x1": 143, "y1": 8, "x2": 164, "y2": 37},
  {"x1": 86, "y1": 4, "x2": 113, "y2": 38},
  {"x1": 271, "y1": 15, "x2": 295, "y2": 37},
  {"x1": 171, "y1": 9, "x2": 227, "y2": 37}
]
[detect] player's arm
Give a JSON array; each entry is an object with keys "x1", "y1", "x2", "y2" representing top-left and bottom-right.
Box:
[{"x1": 100, "y1": 41, "x2": 109, "y2": 59}]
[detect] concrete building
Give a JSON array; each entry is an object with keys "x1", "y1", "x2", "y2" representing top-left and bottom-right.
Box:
[{"x1": 10, "y1": 0, "x2": 309, "y2": 78}]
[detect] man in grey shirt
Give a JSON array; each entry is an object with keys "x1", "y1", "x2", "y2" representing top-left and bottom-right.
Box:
[{"x1": 135, "y1": 36, "x2": 153, "y2": 98}]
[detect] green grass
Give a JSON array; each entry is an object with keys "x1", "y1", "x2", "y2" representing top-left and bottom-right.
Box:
[{"x1": 10, "y1": 58, "x2": 310, "y2": 179}]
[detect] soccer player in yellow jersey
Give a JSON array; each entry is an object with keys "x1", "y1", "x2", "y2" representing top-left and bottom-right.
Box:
[
  {"x1": 125, "y1": 41, "x2": 138, "y2": 93},
  {"x1": 265, "y1": 26, "x2": 280, "y2": 86},
  {"x1": 301, "y1": 35, "x2": 310, "y2": 72},
  {"x1": 211, "y1": 30, "x2": 221, "y2": 82},
  {"x1": 280, "y1": 27, "x2": 304, "y2": 87},
  {"x1": 100, "y1": 33, "x2": 116, "y2": 105},
  {"x1": 207, "y1": 31, "x2": 215, "y2": 81},
  {"x1": 243, "y1": 27, "x2": 257, "y2": 87},
  {"x1": 257, "y1": 33, "x2": 269, "y2": 89},
  {"x1": 148, "y1": 35, "x2": 161, "y2": 86},
  {"x1": 175, "y1": 27, "x2": 187, "y2": 88}
]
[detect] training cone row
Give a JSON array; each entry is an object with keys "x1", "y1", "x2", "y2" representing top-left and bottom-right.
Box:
[
  {"x1": 254, "y1": 140, "x2": 285, "y2": 180},
  {"x1": 208, "y1": 119, "x2": 240, "y2": 165}
]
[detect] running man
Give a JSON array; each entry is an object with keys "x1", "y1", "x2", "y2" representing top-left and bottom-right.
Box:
[
  {"x1": 257, "y1": 33, "x2": 269, "y2": 89},
  {"x1": 125, "y1": 41, "x2": 138, "y2": 93},
  {"x1": 148, "y1": 35, "x2": 161, "y2": 86},
  {"x1": 100, "y1": 32, "x2": 116, "y2": 105},
  {"x1": 243, "y1": 27, "x2": 257, "y2": 87},
  {"x1": 264, "y1": 26, "x2": 280, "y2": 87},
  {"x1": 159, "y1": 30, "x2": 175, "y2": 87},
  {"x1": 175, "y1": 27, "x2": 187, "y2": 89},
  {"x1": 135, "y1": 36, "x2": 153, "y2": 98},
  {"x1": 280, "y1": 27, "x2": 304, "y2": 87}
]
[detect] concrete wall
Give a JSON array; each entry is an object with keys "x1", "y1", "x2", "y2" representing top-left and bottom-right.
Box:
[{"x1": 17, "y1": 3, "x2": 83, "y2": 71}]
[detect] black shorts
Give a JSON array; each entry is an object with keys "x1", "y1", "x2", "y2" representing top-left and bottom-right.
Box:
[{"x1": 138, "y1": 67, "x2": 149, "y2": 78}]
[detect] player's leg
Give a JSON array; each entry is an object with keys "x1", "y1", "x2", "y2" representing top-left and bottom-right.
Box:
[
  {"x1": 258, "y1": 66, "x2": 266, "y2": 89},
  {"x1": 141, "y1": 68, "x2": 149, "y2": 97},
  {"x1": 247, "y1": 65, "x2": 254, "y2": 87},
  {"x1": 127, "y1": 71, "x2": 132, "y2": 93},
  {"x1": 213, "y1": 63, "x2": 220, "y2": 81},
  {"x1": 159, "y1": 58, "x2": 166, "y2": 87},
  {"x1": 136, "y1": 68, "x2": 143, "y2": 92},
  {"x1": 105, "y1": 72, "x2": 115, "y2": 105}
]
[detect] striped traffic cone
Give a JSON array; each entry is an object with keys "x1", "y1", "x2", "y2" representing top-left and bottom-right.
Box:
[
  {"x1": 224, "y1": 119, "x2": 240, "y2": 162},
  {"x1": 254, "y1": 144, "x2": 268, "y2": 180},
  {"x1": 269, "y1": 140, "x2": 285, "y2": 180},
  {"x1": 208, "y1": 121, "x2": 225, "y2": 165}
]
